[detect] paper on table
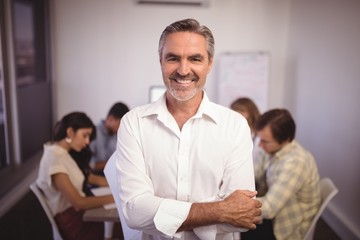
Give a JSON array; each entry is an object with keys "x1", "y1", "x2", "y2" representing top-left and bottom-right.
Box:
[{"x1": 91, "y1": 187, "x2": 116, "y2": 210}]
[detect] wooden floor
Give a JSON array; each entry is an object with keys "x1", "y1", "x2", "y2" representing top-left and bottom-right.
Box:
[{"x1": 0, "y1": 190, "x2": 342, "y2": 240}]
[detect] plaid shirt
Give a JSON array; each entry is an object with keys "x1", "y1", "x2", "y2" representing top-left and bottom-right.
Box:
[{"x1": 254, "y1": 140, "x2": 321, "y2": 240}]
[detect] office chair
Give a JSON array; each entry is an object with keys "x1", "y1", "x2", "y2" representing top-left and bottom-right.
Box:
[
  {"x1": 303, "y1": 178, "x2": 338, "y2": 240},
  {"x1": 104, "y1": 153, "x2": 141, "y2": 240},
  {"x1": 30, "y1": 182, "x2": 63, "y2": 240}
]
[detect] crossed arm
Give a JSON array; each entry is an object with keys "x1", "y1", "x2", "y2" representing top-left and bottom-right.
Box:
[{"x1": 179, "y1": 190, "x2": 262, "y2": 232}]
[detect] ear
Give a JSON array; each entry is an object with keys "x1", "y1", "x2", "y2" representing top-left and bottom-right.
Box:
[
  {"x1": 66, "y1": 127, "x2": 74, "y2": 138},
  {"x1": 207, "y1": 57, "x2": 214, "y2": 74},
  {"x1": 108, "y1": 115, "x2": 116, "y2": 121}
]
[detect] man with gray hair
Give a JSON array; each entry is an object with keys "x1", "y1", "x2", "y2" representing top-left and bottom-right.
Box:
[{"x1": 112, "y1": 18, "x2": 261, "y2": 239}]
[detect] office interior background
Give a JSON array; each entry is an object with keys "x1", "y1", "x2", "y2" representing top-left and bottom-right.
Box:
[{"x1": 0, "y1": 0, "x2": 359, "y2": 239}]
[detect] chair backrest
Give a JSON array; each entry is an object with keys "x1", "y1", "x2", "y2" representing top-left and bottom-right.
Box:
[
  {"x1": 303, "y1": 178, "x2": 338, "y2": 240},
  {"x1": 30, "y1": 182, "x2": 63, "y2": 240},
  {"x1": 104, "y1": 153, "x2": 141, "y2": 240}
]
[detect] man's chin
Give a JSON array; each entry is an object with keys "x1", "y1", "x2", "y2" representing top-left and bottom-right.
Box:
[{"x1": 170, "y1": 91, "x2": 197, "y2": 102}]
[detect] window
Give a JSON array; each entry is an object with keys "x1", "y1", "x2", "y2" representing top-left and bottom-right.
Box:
[
  {"x1": 0, "y1": 0, "x2": 52, "y2": 198},
  {"x1": 13, "y1": 0, "x2": 47, "y2": 87},
  {"x1": 0, "y1": 30, "x2": 8, "y2": 171}
]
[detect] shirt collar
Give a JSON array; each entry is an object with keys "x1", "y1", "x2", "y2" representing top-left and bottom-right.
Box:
[
  {"x1": 140, "y1": 90, "x2": 219, "y2": 124},
  {"x1": 273, "y1": 140, "x2": 297, "y2": 160}
]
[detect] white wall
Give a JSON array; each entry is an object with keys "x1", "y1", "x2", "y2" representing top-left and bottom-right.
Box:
[
  {"x1": 51, "y1": 0, "x2": 360, "y2": 238},
  {"x1": 286, "y1": 0, "x2": 360, "y2": 239},
  {"x1": 51, "y1": 0, "x2": 289, "y2": 122}
]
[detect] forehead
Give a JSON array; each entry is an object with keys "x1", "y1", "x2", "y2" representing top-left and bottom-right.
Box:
[
  {"x1": 162, "y1": 32, "x2": 208, "y2": 56},
  {"x1": 257, "y1": 125, "x2": 273, "y2": 140},
  {"x1": 75, "y1": 127, "x2": 93, "y2": 134}
]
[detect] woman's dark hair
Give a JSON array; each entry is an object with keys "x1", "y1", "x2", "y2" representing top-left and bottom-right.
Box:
[
  {"x1": 53, "y1": 112, "x2": 96, "y2": 142},
  {"x1": 70, "y1": 146, "x2": 94, "y2": 196},
  {"x1": 255, "y1": 109, "x2": 296, "y2": 144}
]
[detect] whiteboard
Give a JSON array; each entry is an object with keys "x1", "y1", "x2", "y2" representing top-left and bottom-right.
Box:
[{"x1": 217, "y1": 52, "x2": 269, "y2": 112}]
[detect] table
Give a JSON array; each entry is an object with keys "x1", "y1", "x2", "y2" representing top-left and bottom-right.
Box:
[
  {"x1": 83, "y1": 207, "x2": 120, "y2": 239},
  {"x1": 83, "y1": 207, "x2": 120, "y2": 222}
]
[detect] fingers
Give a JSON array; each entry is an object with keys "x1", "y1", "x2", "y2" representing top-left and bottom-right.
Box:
[
  {"x1": 236, "y1": 214, "x2": 260, "y2": 230},
  {"x1": 228, "y1": 190, "x2": 262, "y2": 209},
  {"x1": 221, "y1": 190, "x2": 262, "y2": 229},
  {"x1": 236, "y1": 189, "x2": 258, "y2": 198},
  {"x1": 253, "y1": 216, "x2": 262, "y2": 225},
  {"x1": 254, "y1": 198, "x2": 262, "y2": 208},
  {"x1": 236, "y1": 190, "x2": 262, "y2": 209},
  {"x1": 247, "y1": 223, "x2": 257, "y2": 230},
  {"x1": 254, "y1": 207, "x2": 262, "y2": 216}
]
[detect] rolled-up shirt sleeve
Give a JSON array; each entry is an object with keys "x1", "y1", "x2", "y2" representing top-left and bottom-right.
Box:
[{"x1": 154, "y1": 199, "x2": 192, "y2": 236}]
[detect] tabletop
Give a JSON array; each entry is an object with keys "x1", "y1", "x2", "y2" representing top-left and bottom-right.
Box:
[{"x1": 83, "y1": 207, "x2": 120, "y2": 222}]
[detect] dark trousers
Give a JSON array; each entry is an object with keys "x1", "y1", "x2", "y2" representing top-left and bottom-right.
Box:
[
  {"x1": 241, "y1": 219, "x2": 276, "y2": 240},
  {"x1": 55, "y1": 207, "x2": 104, "y2": 240}
]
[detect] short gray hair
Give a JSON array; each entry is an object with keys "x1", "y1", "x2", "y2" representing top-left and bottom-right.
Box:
[{"x1": 158, "y1": 18, "x2": 215, "y2": 61}]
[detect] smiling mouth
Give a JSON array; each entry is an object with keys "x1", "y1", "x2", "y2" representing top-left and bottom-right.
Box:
[
  {"x1": 169, "y1": 75, "x2": 198, "y2": 84},
  {"x1": 172, "y1": 78, "x2": 193, "y2": 84}
]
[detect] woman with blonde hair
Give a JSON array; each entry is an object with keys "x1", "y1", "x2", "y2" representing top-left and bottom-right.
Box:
[{"x1": 230, "y1": 97, "x2": 260, "y2": 140}]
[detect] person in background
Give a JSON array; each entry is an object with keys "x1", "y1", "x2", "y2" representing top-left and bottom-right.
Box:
[
  {"x1": 111, "y1": 18, "x2": 261, "y2": 239},
  {"x1": 90, "y1": 102, "x2": 129, "y2": 173},
  {"x1": 230, "y1": 97, "x2": 260, "y2": 140},
  {"x1": 70, "y1": 145, "x2": 99, "y2": 196},
  {"x1": 242, "y1": 109, "x2": 321, "y2": 240},
  {"x1": 36, "y1": 112, "x2": 115, "y2": 240}
]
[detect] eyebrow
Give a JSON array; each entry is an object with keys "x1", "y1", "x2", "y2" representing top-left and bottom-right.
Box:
[
  {"x1": 164, "y1": 53, "x2": 179, "y2": 59},
  {"x1": 163, "y1": 53, "x2": 205, "y2": 60},
  {"x1": 190, "y1": 54, "x2": 204, "y2": 60}
]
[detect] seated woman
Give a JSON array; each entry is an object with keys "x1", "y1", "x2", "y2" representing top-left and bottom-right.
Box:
[{"x1": 36, "y1": 112, "x2": 115, "y2": 240}]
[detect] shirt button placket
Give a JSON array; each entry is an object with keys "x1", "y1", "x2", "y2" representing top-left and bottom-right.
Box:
[{"x1": 177, "y1": 123, "x2": 191, "y2": 201}]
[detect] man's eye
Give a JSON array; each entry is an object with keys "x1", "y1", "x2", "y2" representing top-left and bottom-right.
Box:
[
  {"x1": 167, "y1": 57, "x2": 178, "y2": 62},
  {"x1": 191, "y1": 57, "x2": 202, "y2": 62}
]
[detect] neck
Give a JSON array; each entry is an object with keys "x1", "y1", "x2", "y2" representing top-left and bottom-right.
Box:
[
  {"x1": 166, "y1": 91, "x2": 203, "y2": 130},
  {"x1": 56, "y1": 139, "x2": 71, "y2": 151}
]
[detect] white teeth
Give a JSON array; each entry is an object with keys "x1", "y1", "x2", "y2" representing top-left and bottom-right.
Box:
[{"x1": 176, "y1": 79, "x2": 192, "y2": 84}]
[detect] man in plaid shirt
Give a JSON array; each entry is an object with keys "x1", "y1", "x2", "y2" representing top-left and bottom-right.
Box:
[{"x1": 242, "y1": 109, "x2": 321, "y2": 240}]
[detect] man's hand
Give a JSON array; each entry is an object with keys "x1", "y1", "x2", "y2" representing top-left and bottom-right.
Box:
[
  {"x1": 178, "y1": 190, "x2": 262, "y2": 232},
  {"x1": 219, "y1": 190, "x2": 262, "y2": 229}
]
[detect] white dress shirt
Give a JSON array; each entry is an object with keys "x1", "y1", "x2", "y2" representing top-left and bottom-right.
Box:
[{"x1": 114, "y1": 92, "x2": 255, "y2": 239}]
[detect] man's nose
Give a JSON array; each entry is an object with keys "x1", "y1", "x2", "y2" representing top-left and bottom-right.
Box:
[{"x1": 177, "y1": 60, "x2": 190, "y2": 76}]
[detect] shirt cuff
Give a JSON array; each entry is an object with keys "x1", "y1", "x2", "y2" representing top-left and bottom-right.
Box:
[
  {"x1": 193, "y1": 225, "x2": 217, "y2": 239},
  {"x1": 193, "y1": 224, "x2": 247, "y2": 239},
  {"x1": 153, "y1": 199, "x2": 192, "y2": 237}
]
